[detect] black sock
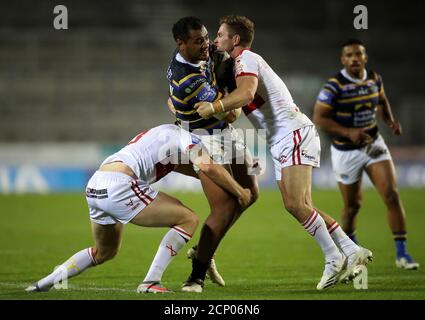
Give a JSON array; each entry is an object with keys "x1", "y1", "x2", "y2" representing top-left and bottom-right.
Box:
[{"x1": 190, "y1": 258, "x2": 209, "y2": 281}]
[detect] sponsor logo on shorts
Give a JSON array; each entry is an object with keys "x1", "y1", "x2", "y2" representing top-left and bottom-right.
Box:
[
  {"x1": 277, "y1": 155, "x2": 287, "y2": 164},
  {"x1": 301, "y1": 150, "x2": 317, "y2": 162},
  {"x1": 131, "y1": 202, "x2": 141, "y2": 211},
  {"x1": 125, "y1": 198, "x2": 134, "y2": 207}
]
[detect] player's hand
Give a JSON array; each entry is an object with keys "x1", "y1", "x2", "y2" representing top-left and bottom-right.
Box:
[
  {"x1": 238, "y1": 188, "x2": 252, "y2": 208},
  {"x1": 389, "y1": 120, "x2": 402, "y2": 135},
  {"x1": 347, "y1": 128, "x2": 373, "y2": 145},
  {"x1": 194, "y1": 101, "x2": 214, "y2": 119}
]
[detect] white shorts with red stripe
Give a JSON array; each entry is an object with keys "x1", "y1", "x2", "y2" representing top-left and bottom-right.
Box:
[
  {"x1": 86, "y1": 171, "x2": 158, "y2": 225},
  {"x1": 270, "y1": 125, "x2": 321, "y2": 180}
]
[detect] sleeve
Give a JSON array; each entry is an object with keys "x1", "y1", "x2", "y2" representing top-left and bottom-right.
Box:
[
  {"x1": 234, "y1": 53, "x2": 259, "y2": 78},
  {"x1": 211, "y1": 50, "x2": 236, "y2": 92},
  {"x1": 315, "y1": 81, "x2": 338, "y2": 109},
  {"x1": 375, "y1": 72, "x2": 386, "y2": 101}
]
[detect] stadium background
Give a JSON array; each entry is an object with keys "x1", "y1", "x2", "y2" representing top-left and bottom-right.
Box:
[
  {"x1": 0, "y1": 0, "x2": 424, "y2": 301},
  {"x1": 0, "y1": 0, "x2": 424, "y2": 193}
]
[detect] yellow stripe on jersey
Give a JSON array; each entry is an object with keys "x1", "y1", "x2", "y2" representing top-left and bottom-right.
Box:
[
  {"x1": 171, "y1": 95, "x2": 188, "y2": 105},
  {"x1": 337, "y1": 92, "x2": 379, "y2": 103},
  {"x1": 329, "y1": 78, "x2": 379, "y2": 89},
  {"x1": 328, "y1": 78, "x2": 344, "y2": 89},
  {"x1": 336, "y1": 112, "x2": 351, "y2": 117},
  {"x1": 323, "y1": 88, "x2": 336, "y2": 95},
  {"x1": 214, "y1": 91, "x2": 223, "y2": 101},
  {"x1": 184, "y1": 82, "x2": 207, "y2": 102},
  {"x1": 316, "y1": 101, "x2": 334, "y2": 109},
  {"x1": 172, "y1": 73, "x2": 202, "y2": 87},
  {"x1": 175, "y1": 109, "x2": 197, "y2": 115}
]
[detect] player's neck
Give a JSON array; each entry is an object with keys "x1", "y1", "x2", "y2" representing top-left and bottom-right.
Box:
[
  {"x1": 231, "y1": 46, "x2": 249, "y2": 59},
  {"x1": 345, "y1": 68, "x2": 365, "y2": 80}
]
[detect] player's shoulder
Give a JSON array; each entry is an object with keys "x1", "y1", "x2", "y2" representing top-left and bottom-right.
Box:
[
  {"x1": 236, "y1": 48, "x2": 259, "y2": 62},
  {"x1": 167, "y1": 52, "x2": 205, "y2": 85},
  {"x1": 367, "y1": 70, "x2": 382, "y2": 82},
  {"x1": 323, "y1": 72, "x2": 345, "y2": 92}
]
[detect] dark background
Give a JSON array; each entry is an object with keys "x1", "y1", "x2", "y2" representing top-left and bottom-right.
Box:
[{"x1": 1, "y1": 0, "x2": 424, "y2": 152}]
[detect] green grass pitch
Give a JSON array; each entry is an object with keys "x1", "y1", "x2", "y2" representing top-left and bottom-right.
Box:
[{"x1": 1, "y1": 189, "x2": 424, "y2": 300}]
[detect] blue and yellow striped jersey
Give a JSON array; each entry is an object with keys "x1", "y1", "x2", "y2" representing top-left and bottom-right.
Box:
[
  {"x1": 166, "y1": 50, "x2": 227, "y2": 134},
  {"x1": 316, "y1": 69, "x2": 385, "y2": 150}
]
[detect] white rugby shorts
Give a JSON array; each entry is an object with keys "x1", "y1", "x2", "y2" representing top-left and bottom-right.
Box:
[
  {"x1": 86, "y1": 171, "x2": 158, "y2": 225},
  {"x1": 192, "y1": 124, "x2": 247, "y2": 165},
  {"x1": 331, "y1": 134, "x2": 392, "y2": 185},
  {"x1": 270, "y1": 125, "x2": 321, "y2": 180}
]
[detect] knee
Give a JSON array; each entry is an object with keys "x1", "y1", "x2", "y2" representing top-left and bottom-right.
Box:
[
  {"x1": 383, "y1": 189, "x2": 401, "y2": 207},
  {"x1": 186, "y1": 209, "x2": 199, "y2": 231},
  {"x1": 249, "y1": 185, "x2": 260, "y2": 205},
  {"x1": 345, "y1": 201, "x2": 362, "y2": 217},
  {"x1": 94, "y1": 246, "x2": 119, "y2": 265},
  {"x1": 283, "y1": 198, "x2": 305, "y2": 217}
]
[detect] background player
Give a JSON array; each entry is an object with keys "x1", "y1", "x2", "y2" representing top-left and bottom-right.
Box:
[
  {"x1": 313, "y1": 39, "x2": 419, "y2": 270},
  {"x1": 168, "y1": 16, "x2": 259, "y2": 292},
  {"x1": 25, "y1": 124, "x2": 251, "y2": 293},
  {"x1": 195, "y1": 15, "x2": 373, "y2": 289}
]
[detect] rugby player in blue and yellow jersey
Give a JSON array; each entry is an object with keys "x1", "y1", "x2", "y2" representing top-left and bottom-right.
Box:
[
  {"x1": 313, "y1": 39, "x2": 419, "y2": 270},
  {"x1": 166, "y1": 17, "x2": 259, "y2": 292}
]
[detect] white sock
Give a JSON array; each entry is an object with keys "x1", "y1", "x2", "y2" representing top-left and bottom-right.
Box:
[
  {"x1": 302, "y1": 210, "x2": 341, "y2": 261},
  {"x1": 143, "y1": 226, "x2": 191, "y2": 283},
  {"x1": 37, "y1": 247, "x2": 97, "y2": 290},
  {"x1": 328, "y1": 221, "x2": 359, "y2": 257}
]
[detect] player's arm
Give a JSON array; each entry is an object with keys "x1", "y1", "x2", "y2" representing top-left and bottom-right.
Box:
[
  {"x1": 313, "y1": 101, "x2": 371, "y2": 145},
  {"x1": 188, "y1": 146, "x2": 251, "y2": 207},
  {"x1": 194, "y1": 75, "x2": 257, "y2": 119},
  {"x1": 377, "y1": 87, "x2": 402, "y2": 135},
  {"x1": 167, "y1": 98, "x2": 176, "y2": 115}
]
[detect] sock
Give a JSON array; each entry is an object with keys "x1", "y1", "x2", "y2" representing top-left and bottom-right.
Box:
[
  {"x1": 328, "y1": 221, "x2": 358, "y2": 257},
  {"x1": 190, "y1": 258, "x2": 210, "y2": 281},
  {"x1": 37, "y1": 247, "x2": 97, "y2": 290},
  {"x1": 393, "y1": 232, "x2": 407, "y2": 257},
  {"x1": 302, "y1": 210, "x2": 341, "y2": 262},
  {"x1": 347, "y1": 231, "x2": 358, "y2": 244},
  {"x1": 143, "y1": 226, "x2": 191, "y2": 283}
]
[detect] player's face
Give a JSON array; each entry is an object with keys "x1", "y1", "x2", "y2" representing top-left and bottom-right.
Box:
[
  {"x1": 180, "y1": 26, "x2": 210, "y2": 63},
  {"x1": 214, "y1": 24, "x2": 234, "y2": 53},
  {"x1": 341, "y1": 44, "x2": 368, "y2": 78}
]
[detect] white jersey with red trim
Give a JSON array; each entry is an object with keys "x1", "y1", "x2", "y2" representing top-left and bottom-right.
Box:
[
  {"x1": 101, "y1": 124, "x2": 200, "y2": 183},
  {"x1": 234, "y1": 49, "x2": 313, "y2": 145}
]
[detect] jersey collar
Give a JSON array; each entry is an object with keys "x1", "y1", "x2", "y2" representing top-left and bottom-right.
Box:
[
  {"x1": 176, "y1": 52, "x2": 206, "y2": 68},
  {"x1": 235, "y1": 47, "x2": 251, "y2": 58},
  {"x1": 341, "y1": 68, "x2": 367, "y2": 83}
]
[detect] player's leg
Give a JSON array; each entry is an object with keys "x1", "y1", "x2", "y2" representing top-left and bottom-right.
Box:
[
  {"x1": 130, "y1": 191, "x2": 199, "y2": 292},
  {"x1": 26, "y1": 222, "x2": 123, "y2": 292},
  {"x1": 174, "y1": 163, "x2": 228, "y2": 288},
  {"x1": 337, "y1": 180, "x2": 363, "y2": 243},
  {"x1": 277, "y1": 165, "x2": 344, "y2": 290},
  {"x1": 365, "y1": 160, "x2": 419, "y2": 269},
  {"x1": 228, "y1": 160, "x2": 260, "y2": 225},
  {"x1": 314, "y1": 203, "x2": 372, "y2": 284},
  {"x1": 183, "y1": 167, "x2": 239, "y2": 292}
]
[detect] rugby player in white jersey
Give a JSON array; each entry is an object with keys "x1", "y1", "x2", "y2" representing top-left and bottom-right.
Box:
[
  {"x1": 25, "y1": 124, "x2": 251, "y2": 293},
  {"x1": 195, "y1": 15, "x2": 372, "y2": 290}
]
